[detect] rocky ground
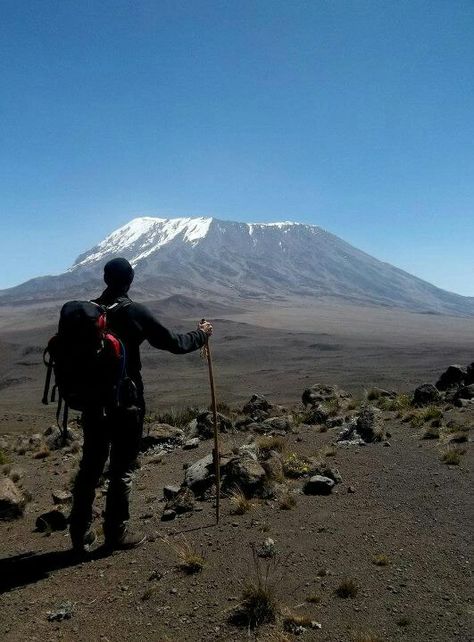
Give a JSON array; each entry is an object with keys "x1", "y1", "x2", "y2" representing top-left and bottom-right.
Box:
[{"x1": 0, "y1": 365, "x2": 473, "y2": 642}]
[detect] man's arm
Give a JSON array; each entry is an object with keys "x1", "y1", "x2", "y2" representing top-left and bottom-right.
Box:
[{"x1": 135, "y1": 304, "x2": 212, "y2": 354}]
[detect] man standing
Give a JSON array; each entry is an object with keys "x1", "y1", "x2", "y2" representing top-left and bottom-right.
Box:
[{"x1": 69, "y1": 257, "x2": 212, "y2": 553}]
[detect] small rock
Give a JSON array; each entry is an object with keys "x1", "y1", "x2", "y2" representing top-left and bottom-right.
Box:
[
  {"x1": 52, "y1": 490, "x2": 73, "y2": 505},
  {"x1": 195, "y1": 412, "x2": 233, "y2": 439},
  {"x1": 413, "y1": 383, "x2": 441, "y2": 406},
  {"x1": 46, "y1": 601, "x2": 74, "y2": 622},
  {"x1": 0, "y1": 477, "x2": 25, "y2": 520},
  {"x1": 161, "y1": 509, "x2": 177, "y2": 521},
  {"x1": 36, "y1": 509, "x2": 68, "y2": 532},
  {"x1": 165, "y1": 487, "x2": 195, "y2": 514},
  {"x1": 163, "y1": 485, "x2": 180, "y2": 501},
  {"x1": 183, "y1": 438, "x2": 200, "y2": 450},
  {"x1": 347, "y1": 486, "x2": 356, "y2": 493},
  {"x1": 257, "y1": 538, "x2": 277, "y2": 558},
  {"x1": 356, "y1": 406, "x2": 385, "y2": 442},
  {"x1": 436, "y1": 365, "x2": 467, "y2": 391},
  {"x1": 304, "y1": 475, "x2": 335, "y2": 495}
]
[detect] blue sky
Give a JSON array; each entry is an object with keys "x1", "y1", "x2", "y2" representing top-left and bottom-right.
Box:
[{"x1": 1, "y1": 0, "x2": 473, "y2": 295}]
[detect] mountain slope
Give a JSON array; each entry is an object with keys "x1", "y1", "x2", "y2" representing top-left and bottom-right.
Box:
[{"x1": 1, "y1": 216, "x2": 473, "y2": 316}]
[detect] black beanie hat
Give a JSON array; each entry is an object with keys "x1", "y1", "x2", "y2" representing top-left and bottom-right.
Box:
[{"x1": 103, "y1": 258, "x2": 134, "y2": 288}]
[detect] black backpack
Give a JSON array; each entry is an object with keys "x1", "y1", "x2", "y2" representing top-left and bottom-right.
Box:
[{"x1": 42, "y1": 299, "x2": 133, "y2": 440}]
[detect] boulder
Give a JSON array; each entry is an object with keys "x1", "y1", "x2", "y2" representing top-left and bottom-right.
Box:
[
  {"x1": 466, "y1": 363, "x2": 474, "y2": 385},
  {"x1": 35, "y1": 509, "x2": 68, "y2": 532},
  {"x1": 242, "y1": 394, "x2": 273, "y2": 421},
  {"x1": 303, "y1": 475, "x2": 335, "y2": 495},
  {"x1": 356, "y1": 406, "x2": 385, "y2": 442},
  {"x1": 165, "y1": 487, "x2": 195, "y2": 514},
  {"x1": 183, "y1": 438, "x2": 200, "y2": 450},
  {"x1": 44, "y1": 425, "x2": 80, "y2": 450},
  {"x1": 261, "y1": 451, "x2": 284, "y2": 481},
  {"x1": 308, "y1": 461, "x2": 342, "y2": 484},
  {"x1": 413, "y1": 383, "x2": 441, "y2": 406},
  {"x1": 52, "y1": 489, "x2": 73, "y2": 505},
  {"x1": 302, "y1": 384, "x2": 350, "y2": 407},
  {"x1": 0, "y1": 477, "x2": 25, "y2": 520},
  {"x1": 183, "y1": 454, "x2": 215, "y2": 493},
  {"x1": 456, "y1": 384, "x2": 474, "y2": 400},
  {"x1": 141, "y1": 423, "x2": 184, "y2": 450},
  {"x1": 436, "y1": 365, "x2": 467, "y2": 391},
  {"x1": 163, "y1": 485, "x2": 181, "y2": 501},
  {"x1": 195, "y1": 411, "x2": 233, "y2": 439},
  {"x1": 262, "y1": 416, "x2": 292, "y2": 433},
  {"x1": 223, "y1": 457, "x2": 266, "y2": 496},
  {"x1": 305, "y1": 407, "x2": 329, "y2": 425}
]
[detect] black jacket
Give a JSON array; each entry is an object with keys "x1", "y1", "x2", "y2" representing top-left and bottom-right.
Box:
[{"x1": 93, "y1": 289, "x2": 207, "y2": 391}]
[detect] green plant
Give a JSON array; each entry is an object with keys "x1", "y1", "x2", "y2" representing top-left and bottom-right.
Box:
[
  {"x1": 0, "y1": 450, "x2": 10, "y2": 466},
  {"x1": 335, "y1": 579, "x2": 358, "y2": 598},
  {"x1": 283, "y1": 453, "x2": 311, "y2": 478},
  {"x1": 378, "y1": 393, "x2": 411, "y2": 412}
]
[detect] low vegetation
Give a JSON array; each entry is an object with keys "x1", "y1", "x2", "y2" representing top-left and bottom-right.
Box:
[
  {"x1": 372, "y1": 554, "x2": 390, "y2": 567},
  {"x1": 230, "y1": 487, "x2": 255, "y2": 515},
  {"x1": 278, "y1": 492, "x2": 297, "y2": 510},
  {"x1": 441, "y1": 447, "x2": 466, "y2": 465},
  {"x1": 282, "y1": 452, "x2": 311, "y2": 478},
  {"x1": 167, "y1": 536, "x2": 205, "y2": 574},
  {"x1": 0, "y1": 450, "x2": 10, "y2": 465},
  {"x1": 257, "y1": 435, "x2": 287, "y2": 456},
  {"x1": 232, "y1": 548, "x2": 278, "y2": 629},
  {"x1": 335, "y1": 579, "x2": 358, "y2": 598}
]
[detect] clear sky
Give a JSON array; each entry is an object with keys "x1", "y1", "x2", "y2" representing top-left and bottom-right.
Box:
[{"x1": 1, "y1": 0, "x2": 473, "y2": 295}]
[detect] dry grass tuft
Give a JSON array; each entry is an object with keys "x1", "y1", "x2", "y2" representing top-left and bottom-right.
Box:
[
  {"x1": 257, "y1": 435, "x2": 287, "y2": 455},
  {"x1": 335, "y1": 579, "x2": 358, "y2": 598},
  {"x1": 166, "y1": 536, "x2": 205, "y2": 574},
  {"x1": 283, "y1": 612, "x2": 314, "y2": 632},
  {"x1": 441, "y1": 447, "x2": 466, "y2": 465},
  {"x1": 422, "y1": 424, "x2": 440, "y2": 440},
  {"x1": 0, "y1": 450, "x2": 10, "y2": 466},
  {"x1": 305, "y1": 593, "x2": 321, "y2": 604},
  {"x1": 372, "y1": 554, "x2": 390, "y2": 567},
  {"x1": 230, "y1": 488, "x2": 255, "y2": 515},
  {"x1": 278, "y1": 493, "x2": 297, "y2": 510},
  {"x1": 32, "y1": 446, "x2": 50, "y2": 460},
  {"x1": 233, "y1": 550, "x2": 278, "y2": 629}
]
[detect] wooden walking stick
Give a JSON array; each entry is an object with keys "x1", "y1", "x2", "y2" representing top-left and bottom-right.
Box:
[{"x1": 201, "y1": 320, "x2": 220, "y2": 524}]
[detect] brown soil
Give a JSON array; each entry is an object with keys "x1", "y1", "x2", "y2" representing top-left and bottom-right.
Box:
[{"x1": 0, "y1": 401, "x2": 472, "y2": 642}]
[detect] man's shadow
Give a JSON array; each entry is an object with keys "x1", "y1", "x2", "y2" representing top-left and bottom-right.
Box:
[{"x1": 0, "y1": 547, "x2": 111, "y2": 593}]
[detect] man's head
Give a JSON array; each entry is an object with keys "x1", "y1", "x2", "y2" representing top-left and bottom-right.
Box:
[{"x1": 103, "y1": 258, "x2": 134, "y2": 291}]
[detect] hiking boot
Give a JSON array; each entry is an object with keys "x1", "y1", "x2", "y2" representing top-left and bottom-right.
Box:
[
  {"x1": 104, "y1": 529, "x2": 146, "y2": 551},
  {"x1": 71, "y1": 529, "x2": 97, "y2": 554}
]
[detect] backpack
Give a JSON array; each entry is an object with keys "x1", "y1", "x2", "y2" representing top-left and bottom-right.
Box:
[{"x1": 42, "y1": 299, "x2": 133, "y2": 441}]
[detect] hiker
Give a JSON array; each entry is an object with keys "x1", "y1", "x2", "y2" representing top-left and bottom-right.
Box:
[{"x1": 69, "y1": 257, "x2": 212, "y2": 552}]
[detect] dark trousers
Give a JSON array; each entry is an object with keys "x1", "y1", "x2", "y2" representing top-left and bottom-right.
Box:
[{"x1": 69, "y1": 401, "x2": 144, "y2": 542}]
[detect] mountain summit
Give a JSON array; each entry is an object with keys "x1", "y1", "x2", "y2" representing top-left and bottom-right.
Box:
[{"x1": 2, "y1": 216, "x2": 473, "y2": 316}]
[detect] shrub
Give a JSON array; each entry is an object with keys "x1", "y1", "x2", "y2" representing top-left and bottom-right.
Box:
[
  {"x1": 283, "y1": 453, "x2": 311, "y2": 478},
  {"x1": 278, "y1": 493, "x2": 296, "y2": 510},
  {"x1": 232, "y1": 547, "x2": 278, "y2": 629},
  {"x1": 257, "y1": 435, "x2": 287, "y2": 456},
  {"x1": 441, "y1": 447, "x2": 466, "y2": 465},
  {"x1": 335, "y1": 579, "x2": 358, "y2": 598}
]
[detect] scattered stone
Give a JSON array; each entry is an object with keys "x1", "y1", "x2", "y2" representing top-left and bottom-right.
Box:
[
  {"x1": 165, "y1": 487, "x2": 195, "y2": 514},
  {"x1": 183, "y1": 454, "x2": 215, "y2": 494},
  {"x1": 223, "y1": 457, "x2": 266, "y2": 496},
  {"x1": 141, "y1": 423, "x2": 184, "y2": 450},
  {"x1": 242, "y1": 394, "x2": 274, "y2": 421},
  {"x1": 0, "y1": 477, "x2": 25, "y2": 520},
  {"x1": 261, "y1": 451, "x2": 284, "y2": 481},
  {"x1": 305, "y1": 406, "x2": 329, "y2": 425},
  {"x1": 52, "y1": 489, "x2": 73, "y2": 505},
  {"x1": 161, "y1": 509, "x2": 176, "y2": 521},
  {"x1": 36, "y1": 509, "x2": 68, "y2": 532},
  {"x1": 257, "y1": 538, "x2": 277, "y2": 558},
  {"x1": 195, "y1": 412, "x2": 233, "y2": 439},
  {"x1": 262, "y1": 416, "x2": 292, "y2": 432},
  {"x1": 302, "y1": 383, "x2": 350, "y2": 407},
  {"x1": 163, "y1": 485, "x2": 180, "y2": 501},
  {"x1": 183, "y1": 438, "x2": 200, "y2": 450},
  {"x1": 309, "y1": 461, "x2": 342, "y2": 483},
  {"x1": 413, "y1": 383, "x2": 441, "y2": 406},
  {"x1": 348, "y1": 486, "x2": 356, "y2": 493},
  {"x1": 326, "y1": 416, "x2": 344, "y2": 428},
  {"x1": 356, "y1": 406, "x2": 385, "y2": 442},
  {"x1": 47, "y1": 601, "x2": 74, "y2": 622},
  {"x1": 436, "y1": 365, "x2": 467, "y2": 391},
  {"x1": 456, "y1": 384, "x2": 474, "y2": 400},
  {"x1": 304, "y1": 475, "x2": 335, "y2": 495},
  {"x1": 44, "y1": 425, "x2": 79, "y2": 450}
]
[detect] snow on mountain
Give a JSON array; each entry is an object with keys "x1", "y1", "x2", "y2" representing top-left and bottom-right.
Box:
[{"x1": 1, "y1": 216, "x2": 473, "y2": 316}]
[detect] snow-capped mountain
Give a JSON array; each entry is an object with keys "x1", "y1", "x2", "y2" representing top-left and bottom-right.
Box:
[{"x1": 2, "y1": 216, "x2": 473, "y2": 316}]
